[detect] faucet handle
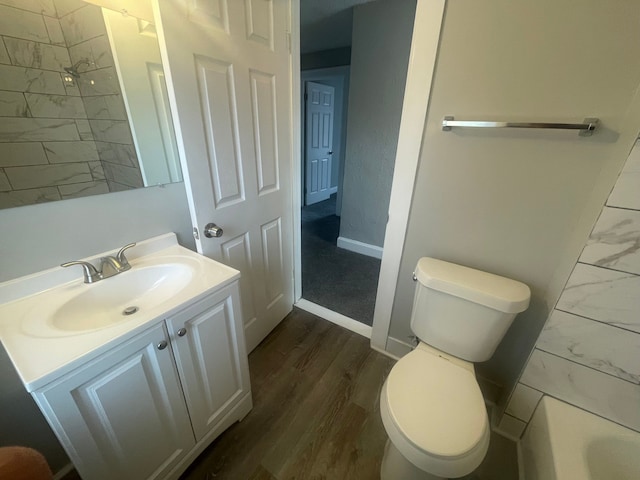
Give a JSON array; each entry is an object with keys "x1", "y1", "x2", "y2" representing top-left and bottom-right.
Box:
[
  {"x1": 61, "y1": 260, "x2": 102, "y2": 284},
  {"x1": 115, "y1": 243, "x2": 136, "y2": 269}
]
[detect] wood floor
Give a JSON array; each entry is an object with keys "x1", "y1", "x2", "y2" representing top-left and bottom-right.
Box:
[
  {"x1": 180, "y1": 307, "x2": 394, "y2": 480},
  {"x1": 62, "y1": 308, "x2": 518, "y2": 480}
]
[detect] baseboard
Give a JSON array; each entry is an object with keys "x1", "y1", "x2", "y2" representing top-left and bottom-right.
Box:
[
  {"x1": 336, "y1": 236, "x2": 383, "y2": 259},
  {"x1": 370, "y1": 344, "x2": 401, "y2": 362},
  {"x1": 384, "y1": 336, "x2": 413, "y2": 359},
  {"x1": 295, "y1": 299, "x2": 372, "y2": 338},
  {"x1": 53, "y1": 462, "x2": 74, "y2": 480},
  {"x1": 304, "y1": 188, "x2": 337, "y2": 206}
]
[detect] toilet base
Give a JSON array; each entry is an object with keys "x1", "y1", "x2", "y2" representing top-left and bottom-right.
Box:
[{"x1": 381, "y1": 439, "x2": 445, "y2": 480}]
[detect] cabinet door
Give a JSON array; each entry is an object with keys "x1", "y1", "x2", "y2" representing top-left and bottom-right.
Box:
[
  {"x1": 33, "y1": 324, "x2": 195, "y2": 480},
  {"x1": 166, "y1": 284, "x2": 251, "y2": 441}
]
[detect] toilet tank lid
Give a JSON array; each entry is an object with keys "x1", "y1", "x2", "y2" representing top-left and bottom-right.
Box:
[{"x1": 415, "y1": 258, "x2": 531, "y2": 313}]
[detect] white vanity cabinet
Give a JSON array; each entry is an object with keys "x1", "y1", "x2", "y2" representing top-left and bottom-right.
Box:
[
  {"x1": 32, "y1": 323, "x2": 194, "y2": 480},
  {"x1": 166, "y1": 284, "x2": 250, "y2": 441},
  {"x1": 31, "y1": 283, "x2": 252, "y2": 480}
]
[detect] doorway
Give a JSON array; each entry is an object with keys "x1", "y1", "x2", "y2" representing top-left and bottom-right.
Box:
[
  {"x1": 300, "y1": 65, "x2": 382, "y2": 327},
  {"x1": 297, "y1": 0, "x2": 417, "y2": 332}
]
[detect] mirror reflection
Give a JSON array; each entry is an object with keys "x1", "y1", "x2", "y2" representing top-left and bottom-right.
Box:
[{"x1": 0, "y1": 0, "x2": 182, "y2": 210}]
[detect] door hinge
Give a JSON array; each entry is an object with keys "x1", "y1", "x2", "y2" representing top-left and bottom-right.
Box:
[
  {"x1": 192, "y1": 227, "x2": 200, "y2": 240},
  {"x1": 304, "y1": 93, "x2": 308, "y2": 101},
  {"x1": 287, "y1": 32, "x2": 292, "y2": 54}
]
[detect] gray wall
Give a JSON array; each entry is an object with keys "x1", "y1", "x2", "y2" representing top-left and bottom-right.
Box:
[
  {"x1": 389, "y1": 0, "x2": 640, "y2": 407},
  {"x1": 300, "y1": 5, "x2": 353, "y2": 55},
  {"x1": 338, "y1": 0, "x2": 416, "y2": 247},
  {"x1": 0, "y1": 183, "x2": 193, "y2": 471},
  {"x1": 301, "y1": 47, "x2": 351, "y2": 71}
]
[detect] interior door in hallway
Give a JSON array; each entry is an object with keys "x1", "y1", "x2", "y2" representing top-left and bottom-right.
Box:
[
  {"x1": 155, "y1": 0, "x2": 294, "y2": 352},
  {"x1": 305, "y1": 81, "x2": 334, "y2": 205}
]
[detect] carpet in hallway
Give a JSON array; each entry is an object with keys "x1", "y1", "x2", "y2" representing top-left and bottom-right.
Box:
[{"x1": 301, "y1": 196, "x2": 381, "y2": 326}]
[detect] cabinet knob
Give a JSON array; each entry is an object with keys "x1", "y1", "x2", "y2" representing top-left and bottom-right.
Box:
[
  {"x1": 177, "y1": 328, "x2": 187, "y2": 337},
  {"x1": 157, "y1": 340, "x2": 168, "y2": 350}
]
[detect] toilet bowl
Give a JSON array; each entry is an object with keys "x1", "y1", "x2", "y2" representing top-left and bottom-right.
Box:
[
  {"x1": 379, "y1": 258, "x2": 530, "y2": 479},
  {"x1": 380, "y1": 343, "x2": 490, "y2": 479}
]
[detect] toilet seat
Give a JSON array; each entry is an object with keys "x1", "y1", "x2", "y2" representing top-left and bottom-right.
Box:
[{"x1": 380, "y1": 345, "x2": 490, "y2": 478}]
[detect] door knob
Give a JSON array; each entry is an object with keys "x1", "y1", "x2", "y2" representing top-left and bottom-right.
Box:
[
  {"x1": 157, "y1": 340, "x2": 168, "y2": 350},
  {"x1": 177, "y1": 328, "x2": 187, "y2": 337},
  {"x1": 327, "y1": 151, "x2": 333, "y2": 154},
  {"x1": 204, "y1": 223, "x2": 223, "y2": 238}
]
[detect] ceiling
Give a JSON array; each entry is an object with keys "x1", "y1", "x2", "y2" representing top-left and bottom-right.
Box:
[{"x1": 300, "y1": 0, "x2": 376, "y2": 54}]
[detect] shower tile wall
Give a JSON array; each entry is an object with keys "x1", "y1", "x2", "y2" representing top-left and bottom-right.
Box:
[
  {"x1": 57, "y1": 1, "x2": 142, "y2": 191},
  {"x1": 0, "y1": 0, "x2": 141, "y2": 209},
  {"x1": 503, "y1": 143, "x2": 640, "y2": 437}
]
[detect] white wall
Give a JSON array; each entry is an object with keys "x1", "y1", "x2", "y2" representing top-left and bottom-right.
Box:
[
  {"x1": 388, "y1": 0, "x2": 640, "y2": 403},
  {"x1": 339, "y1": 0, "x2": 416, "y2": 248},
  {"x1": 0, "y1": 183, "x2": 193, "y2": 471},
  {"x1": 502, "y1": 143, "x2": 640, "y2": 437}
]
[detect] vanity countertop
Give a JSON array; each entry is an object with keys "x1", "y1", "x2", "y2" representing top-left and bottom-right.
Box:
[{"x1": 0, "y1": 233, "x2": 240, "y2": 392}]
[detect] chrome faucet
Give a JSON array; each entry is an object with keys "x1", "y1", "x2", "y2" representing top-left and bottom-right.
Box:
[
  {"x1": 60, "y1": 260, "x2": 102, "y2": 284},
  {"x1": 61, "y1": 243, "x2": 136, "y2": 284},
  {"x1": 100, "y1": 243, "x2": 135, "y2": 278}
]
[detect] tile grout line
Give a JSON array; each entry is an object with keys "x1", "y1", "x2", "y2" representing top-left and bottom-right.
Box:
[{"x1": 531, "y1": 347, "x2": 639, "y2": 385}]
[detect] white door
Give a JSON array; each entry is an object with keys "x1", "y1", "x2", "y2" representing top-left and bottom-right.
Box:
[
  {"x1": 154, "y1": 0, "x2": 294, "y2": 352},
  {"x1": 305, "y1": 81, "x2": 334, "y2": 205}
]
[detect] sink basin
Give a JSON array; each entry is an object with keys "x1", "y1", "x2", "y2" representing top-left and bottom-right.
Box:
[
  {"x1": 21, "y1": 257, "x2": 200, "y2": 338},
  {"x1": 51, "y1": 263, "x2": 194, "y2": 333}
]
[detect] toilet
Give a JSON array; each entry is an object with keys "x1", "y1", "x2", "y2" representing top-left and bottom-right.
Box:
[{"x1": 380, "y1": 257, "x2": 531, "y2": 479}]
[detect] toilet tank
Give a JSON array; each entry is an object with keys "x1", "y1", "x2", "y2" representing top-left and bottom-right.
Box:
[{"x1": 411, "y1": 258, "x2": 531, "y2": 362}]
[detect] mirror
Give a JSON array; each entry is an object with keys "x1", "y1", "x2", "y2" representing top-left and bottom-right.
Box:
[{"x1": 0, "y1": 0, "x2": 182, "y2": 209}]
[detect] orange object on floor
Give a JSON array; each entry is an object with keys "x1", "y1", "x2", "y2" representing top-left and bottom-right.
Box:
[{"x1": 0, "y1": 446, "x2": 53, "y2": 480}]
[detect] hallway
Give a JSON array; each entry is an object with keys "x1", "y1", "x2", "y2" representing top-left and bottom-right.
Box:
[{"x1": 301, "y1": 195, "x2": 381, "y2": 325}]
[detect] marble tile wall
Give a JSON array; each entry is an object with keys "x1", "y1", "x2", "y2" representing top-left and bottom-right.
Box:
[
  {"x1": 0, "y1": 0, "x2": 142, "y2": 208},
  {"x1": 0, "y1": 0, "x2": 104, "y2": 207},
  {"x1": 502, "y1": 141, "x2": 640, "y2": 438},
  {"x1": 57, "y1": 2, "x2": 142, "y2": 191}
]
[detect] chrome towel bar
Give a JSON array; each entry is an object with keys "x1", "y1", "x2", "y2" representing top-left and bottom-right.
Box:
[{"x1": 441, "y1": 116, "x2": 598, "y2": 136}]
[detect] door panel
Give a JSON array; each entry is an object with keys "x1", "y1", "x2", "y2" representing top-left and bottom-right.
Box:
[
  {"x1": 187, "y1": 0, "x2": 229, "y2": 31},
  {"x1": 221, "y1": 233, "x2": 257, "y2": 326},
  {"x1": 261, "y1": 217, "x2": 284, "y2": 307},
  {"x1": 194, "y1": 56, "x2": 244, "y2": 207},
  {"x1": 250, "y1": 70, "x2": 279, "y2": 195},
  {"x1": 245, "y1": 0, "x2": 274, "y2": 48},
  {"x1": 155, "y1": 0, "x2": 293, "y2": 352}
]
